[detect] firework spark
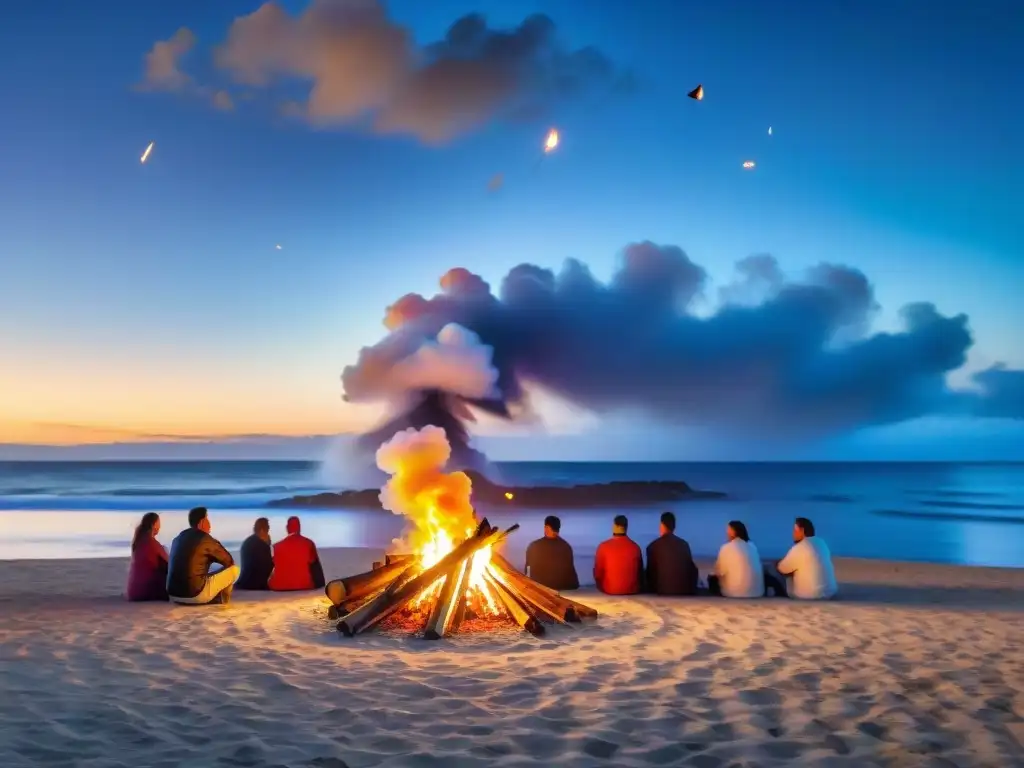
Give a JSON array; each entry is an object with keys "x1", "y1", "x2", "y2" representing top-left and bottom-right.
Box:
[{"x1": 543, "y1": 129, "x2": 560, "y2": 153}]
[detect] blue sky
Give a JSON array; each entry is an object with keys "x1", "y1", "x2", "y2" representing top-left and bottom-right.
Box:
[{"x1": 0, "y1": 0, "x2": 1021, "y2": 459}]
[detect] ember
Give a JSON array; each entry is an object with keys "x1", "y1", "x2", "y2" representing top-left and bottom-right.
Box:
[{"x1": 324, "y1": 426, "x2": 597, "y2": 639}]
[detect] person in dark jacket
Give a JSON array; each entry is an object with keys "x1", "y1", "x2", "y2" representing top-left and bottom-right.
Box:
[
  {"x1": 167, "y1": 507, "x2": 239, "y2": 605},
  {"x1": 268, "y1": 516, "x2": 326, "y2": 591},
  {"x1": 524, "y1": 515, "x2": 580, "y2": 591},
  {"x1": 236, "y1": 517, "x2": 273, "y2": 590},
  {"x1": 593, "y1": 515, "x2": 644, "y2": 595},
  {"x1": 645, "y1": 511, "x2": 699, "y2": 596}
]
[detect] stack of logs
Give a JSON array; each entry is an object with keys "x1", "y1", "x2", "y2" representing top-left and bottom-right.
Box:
[{"x1": 325, "y1": 518, "x2": 597, "y2": 640}]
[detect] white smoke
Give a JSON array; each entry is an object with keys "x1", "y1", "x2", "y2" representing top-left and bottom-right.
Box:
[{"x1": 376, "y1": 323, "x2": 501, "y2": 402}]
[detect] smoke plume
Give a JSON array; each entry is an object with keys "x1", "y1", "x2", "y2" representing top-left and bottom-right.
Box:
[
  {"x1": 343, "y1": 241, "x2": 1024, "y2": 458},
  {"x1": 160, "y1": 0, "x2": 629, "y2": 144}
]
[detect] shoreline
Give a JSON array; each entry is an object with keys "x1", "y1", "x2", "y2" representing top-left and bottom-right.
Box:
[{"x1": 3, "y1": 550, "x2": 1024, "y2": 765}]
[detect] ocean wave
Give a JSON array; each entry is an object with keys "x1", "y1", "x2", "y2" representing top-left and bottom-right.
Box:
[
  {"x1": 0, "y1": 492, "x2": 327, "y2": 512},
  {"x1": 805, "y1": 493, "x2": 856, "y2": 504},
  {"x1": 906, "y1": 489, "x2": 1006, "y2": 499},
  {"x1": 0, "y1": 484, "x2": 319, "y2": 497},
  {"x1": 919, "y1": 500, "x2": 1024, "y2": 512},
  {"x1": 873, "y1": 508, "x2": 1024, "y2": 525}
]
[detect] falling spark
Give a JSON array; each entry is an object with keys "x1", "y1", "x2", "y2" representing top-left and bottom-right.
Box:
[
  {"x1": 768, "y1": 126, "x2": 773, "y2": 136},
  {"x1": 543, "y1": 128, "x2": 560, "y2": 153},
  {"x1": 742, "y1": 161, "x2": 756, "y2": 170},
  {"x1": 504, "y1": 492, "x2": 514, "y2": 501},
  {"x1": 687, "y1": 84, "x2": 704, "y2": 101},
  {"x1": 140, "y1": 141, "x2": 155, "y2": 164}
]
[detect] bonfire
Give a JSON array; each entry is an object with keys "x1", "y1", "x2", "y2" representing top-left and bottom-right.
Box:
[{"x1": 325, "y1": 427, "x2": 597, "y2": 639}]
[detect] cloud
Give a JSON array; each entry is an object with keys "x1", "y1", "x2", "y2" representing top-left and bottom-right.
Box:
[
  {"x1": 211, "y1": 89, "x2": 235, "y2": 111},
  {"x1": 144, "y1": 0, "x2": 627, "y2": 143},
  {"x1": 140, "y1": 27, "x2": 197, "y2": 91},
  {"x1": 341, "y1": 242, "x2": 1024, "y2": 437}
]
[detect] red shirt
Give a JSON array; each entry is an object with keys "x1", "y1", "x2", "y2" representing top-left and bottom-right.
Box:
[
  {"x1": 126, "y1": 535, "x2": 169, "y2": 601},
  {"x1": 268, "y1": 533, "x2": 321, "y2": 591},
  {"x1": 593, "y1": 535, "x2": 644, "y2": 595}
]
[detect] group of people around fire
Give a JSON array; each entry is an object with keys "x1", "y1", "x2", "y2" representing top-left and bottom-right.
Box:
[
  {"x1": 524, "y1": 512, "x2": 838, "y2": 600},
  {"x1": 126, "y1": 506, "x2": 837, "y2": 605},
  {"x1": 126, "y1": 507, "x2": 325, "y2": 604}
]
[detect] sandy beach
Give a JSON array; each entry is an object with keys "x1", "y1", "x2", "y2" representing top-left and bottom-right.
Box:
[{"x1": 3, "y1": 549, "x2": 1024, "y2": 768}]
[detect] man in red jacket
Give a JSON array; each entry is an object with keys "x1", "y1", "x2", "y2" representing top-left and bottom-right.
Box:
[
  {"x1": 268, "y1": 516, "x2": 326, "y2": 592},
  {"x1": 593, "y1": 515, "x2": 644, "y2": 595}
]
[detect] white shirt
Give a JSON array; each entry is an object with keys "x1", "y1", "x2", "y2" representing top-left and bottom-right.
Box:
[
  {"x1": 714, "y1": 538, "x2": 765, "y2": 598},
  {"x1": 777, "y1": 537, "x2": 838, "y2": 600}
]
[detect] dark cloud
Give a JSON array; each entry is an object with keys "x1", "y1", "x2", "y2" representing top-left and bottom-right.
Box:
[
  {"x1": 151, "y1": 0, "x2": 630, "y2": 143},
  {"x1": 342, "y1": 242, "x2": 1024, "y2": 437}
]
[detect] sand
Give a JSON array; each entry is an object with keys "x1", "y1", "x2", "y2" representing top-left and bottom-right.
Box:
[{"x1": 2, "y1": 549, "x2": 1024, "y2": 768}]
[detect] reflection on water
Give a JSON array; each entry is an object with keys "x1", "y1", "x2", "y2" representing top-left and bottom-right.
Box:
[
  {"x1": 1, "y1": 461, "x2": 1022, "y2": 567},
  {"x1": 4, "y1": 497, "x2": 1024, "y2": 569}
]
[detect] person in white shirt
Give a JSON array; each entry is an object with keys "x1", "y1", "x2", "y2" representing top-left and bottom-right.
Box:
[
  {"x1": 709, "y1": 521, "x2": 765, "y2": 598},
  {"x1": 775, "y1": 517, "x2": 838, "y2": 600}
]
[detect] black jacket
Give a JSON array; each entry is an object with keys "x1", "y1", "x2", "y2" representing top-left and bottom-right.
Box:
[
  {"x1": 167, "y1": 527, "x2": 234, "y2": 598},
  {"x1": 645, "y1": 533, "x2": 698, "y2": 596},
  {"x1": 236, "y1": 534, "x2": 273, "y2": 590},
  {"x1": 525, "y1": 536, "x2": 580, "y2": 591}
]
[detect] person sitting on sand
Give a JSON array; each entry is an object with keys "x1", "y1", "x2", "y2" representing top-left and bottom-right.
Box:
[
  {"x1": 167, "y1": 507, "x2": 239, "y2": 605},
  {"x1": 524, "y1": 515, "x2": 580, "y2": 591},
  {"x1": 775, "y1": 517, "x2": 838, "y2": 600},
  {"x1": 126, "y1": 512, "x2": 169, "y2": 602},
  {"x1": 268, "y1": 516, "x2": 326, "y2": 592},
  {"x1": 708, "y1": 520, "x2": 765, "y2": 598},
  {"x1": 645, "y1": 511, "x2": 699, "y2": 596},
  {"x1": 594, "y1": 514, "x2": 644, "y2": 595},
  {"x1": 236, "y1": 517, "x2": 273, "y2": 590}
]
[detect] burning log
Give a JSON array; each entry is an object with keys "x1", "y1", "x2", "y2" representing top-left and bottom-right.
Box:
[
  {"x1": 325, "y1": 558, "x2": 411, "y2": 606},
  {"x1": 493, "y1": 554, "x2": 599, "y2": 619},
  {"x1": 487, "y1": 562, "x2": 576, "y2": 624},
  {"x1": 337, "y1": 523, "x2": 517, "y2": 637},
  {"x1": 483, "y1": 572, "x2": 545, "y2": 637},
  {"x1": 329, "y1": 517, "x2": 597, "y2": 639},
  {"x1": 423, "y1": 556, "x2": 473, "y2": 640}
]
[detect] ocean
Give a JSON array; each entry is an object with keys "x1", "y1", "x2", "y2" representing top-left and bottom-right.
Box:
[{"x1": 1, "y1": 460, "x2": 1023, "y2": 567}]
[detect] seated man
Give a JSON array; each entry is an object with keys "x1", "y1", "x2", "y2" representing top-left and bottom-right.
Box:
[
  {"x1": 645, "y1": 511, "x2": 699, "y2": 596},
  {"x1": 236, "y1": 517, "x2": 273, "y2": 590},
  {"x1": 268, "y1": 516, "x2": 326, "y2": 592},
  {"x1": 594, "y1": 514, "x2": 643, "y2": 595},
  {"x1": 167, "y1": 507, "x2": 239, "y2": 605},
  {"x1": 525, "y1": 515, "x2": 580, "y2": 591},
  {"x1": 776, "y1": 517, "x2": 838, "y2": 600}
]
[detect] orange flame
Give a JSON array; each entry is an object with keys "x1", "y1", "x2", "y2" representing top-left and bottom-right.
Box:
[{"x1": 376, "y1": 426, "x2": 501, "y2": 614}]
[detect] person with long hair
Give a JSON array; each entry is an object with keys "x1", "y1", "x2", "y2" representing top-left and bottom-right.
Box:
[
  {"x1": 708, "y1": 520, "x2": 766, "y2": 598},
  {"x1": 126, "y1": 512, "x2": 169, "y2": 602}
]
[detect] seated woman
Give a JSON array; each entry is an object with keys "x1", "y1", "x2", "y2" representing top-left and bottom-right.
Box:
[
  {"x1": 708, "y1": 521, "x2": 765, "y2": 598},
  {"x1": 126, "y1": 512, "x2": 169, "y2": 602}
]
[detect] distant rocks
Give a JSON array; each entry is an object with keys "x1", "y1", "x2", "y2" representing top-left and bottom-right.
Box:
[{"x1": 267, "y1": 470, "x2": 726, "y2": 511}]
